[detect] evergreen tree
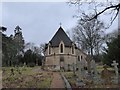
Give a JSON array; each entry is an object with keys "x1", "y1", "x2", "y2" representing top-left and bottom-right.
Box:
[
  {"x1": 2, "y1": 26, "x2": 25, "y2": 66},
  {"x1": 103, "y1": 33, "x2": 120, "y2": 71}
]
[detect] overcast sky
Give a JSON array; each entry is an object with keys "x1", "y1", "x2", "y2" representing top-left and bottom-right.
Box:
[
  {"x1": 2, "y1": 2, "x2": 78, "y2": 45},
  {"x1": 2, "y1": 2, "x2": 118, "y2": 46}
]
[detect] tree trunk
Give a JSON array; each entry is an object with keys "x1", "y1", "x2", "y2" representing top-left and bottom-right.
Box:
[{"x1": 90, "y1": 47, "x2": 93, "y2": 58}]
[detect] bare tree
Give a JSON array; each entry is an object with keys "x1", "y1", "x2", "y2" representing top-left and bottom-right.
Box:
[
  {"x1": 39, "y1": 43, "x2": 46, "y2": 56},
  {"x1": 24, "y1": 42, "x2": 35, "y2": 52},
  {"x1": 72, "y1": 14, "x2": 105, "y2": 57},
  {"x1": 69, "y1": 0, "x2": 119, "y2": 28}
]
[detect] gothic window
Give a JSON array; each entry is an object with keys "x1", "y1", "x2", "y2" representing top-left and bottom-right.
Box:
[
  {"x1": 60, "y1": 44, "x2": 63, "y2": 53},
  {"x1": 72, "y1": 46, "x2": 74, "y2": 54},
  {"x1": 49, "y1": 46, "x2": 51, "y2": 54},
  {"x1": 81, "y1": 55, "x2": 83, "y2": 60},
  {"x1": 78, "y1": 56, "x2": 80, "y2": 61}
]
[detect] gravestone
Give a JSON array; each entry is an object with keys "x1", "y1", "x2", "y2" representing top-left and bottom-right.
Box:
[
  {"x1": 90, "y1": 60, "x2": 100, "y2": 84},
  {"x1": 77, "y1": 60, "x2": 82, "y2": 80},
  {"x1": 80, "y1": 59, "x2": 86, "y2": 79},
  {"x1": 77, "y1": 59, "x2": 86, "y2": 80},
  {"x1": 76, "y1": 78, "x2": 85, "y2": 88},
  {"x1": 76, "y1": 58, "x2": 88, "y2": 87},
  {"x1": 90, "y1": 60, "x2": 98, "y2": 76},
  {"x1": 10, "y1": 68, "x2": 14, "y2": 76},
  {"x1": 23, "y1": 62, "x2": 26, "y2": 66},
  {"x1": 85, "y1": 56, "x2": 93, "y2": 82},
  {"x1": 111, "y1": 60, "x2": 119, "y2": 84}
]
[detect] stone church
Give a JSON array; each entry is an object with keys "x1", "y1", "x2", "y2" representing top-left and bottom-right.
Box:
[{"x1": 44, "y1": 26, "x2": 87, "y2": 71}]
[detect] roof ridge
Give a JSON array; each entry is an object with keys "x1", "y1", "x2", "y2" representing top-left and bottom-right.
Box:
[{"x1": 49, "y1": 26, "x2": 72, "y2": 47}]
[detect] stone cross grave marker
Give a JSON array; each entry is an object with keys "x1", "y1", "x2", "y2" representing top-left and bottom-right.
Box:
[
  {"x1": 111, "y1": 61, "x2": 119, "y2": 77},
  {"x1": 111, "y1": 60, "x2": 119, "y2": 84}
]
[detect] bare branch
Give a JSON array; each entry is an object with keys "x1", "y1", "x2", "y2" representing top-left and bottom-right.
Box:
[{"x1": 89, "y1": 3, "x2": 120, "y2": 20}]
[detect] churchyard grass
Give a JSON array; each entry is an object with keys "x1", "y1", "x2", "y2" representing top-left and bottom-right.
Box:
[
  {"x1": 97, "y1": 65, "x2": 114, "y2": 73},
  {"x1": 63, "y1": 65, "x2": 119, "y2": 88},
  {"x1": 2, "y1": 66, "x2": 53, "y2": 88}
]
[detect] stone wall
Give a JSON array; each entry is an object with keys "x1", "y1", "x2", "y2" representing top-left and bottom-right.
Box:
[{"x1": 45, "y1": 46, "x2": 87, "y2": 71}]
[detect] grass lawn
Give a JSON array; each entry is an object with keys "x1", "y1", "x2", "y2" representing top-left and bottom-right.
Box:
[
  {"x1": 2, "y1": 66, "x2": 53, "y2": 88},
  {"x1": 63, "y1": 72, "x2": 77, "y2": 88},
  {"x1": 97, "y1": 65, "x2": 114, "y2": 73}
]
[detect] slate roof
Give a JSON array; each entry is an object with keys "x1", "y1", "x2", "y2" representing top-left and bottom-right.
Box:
[{"x1": 49, "y1": 26, "x2": 72, "y2": 47}]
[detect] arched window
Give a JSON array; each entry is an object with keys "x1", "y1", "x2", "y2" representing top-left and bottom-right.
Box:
[
  {"x1": 72, "y1": 46, "x2": 74, "y2": 54},
  {"x1": 81, "y1": 55, "x2": 83, "y2": 60},
  {"x1": 78, "y1": 56, "x2": 80, "y2": 61},
  {"x1": 60, "y1": 44, "x2": 63, "y2": 53},
  {"x1": 49, "y1": 46, "x2": 51, "y2": 54}
]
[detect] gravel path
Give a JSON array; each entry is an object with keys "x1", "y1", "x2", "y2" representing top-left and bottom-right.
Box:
[{"x1": 51, "y1": 72, "x2": 65, "y2": 88}]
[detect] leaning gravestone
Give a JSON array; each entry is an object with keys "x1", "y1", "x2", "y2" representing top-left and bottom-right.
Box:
[{"x1": 111, "y1": 60, "x2": 119, "y2": 84}]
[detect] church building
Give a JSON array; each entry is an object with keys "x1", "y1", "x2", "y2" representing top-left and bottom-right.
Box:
[{"x1": 44, "y1": 26, "x2": 87, "y2": 71}]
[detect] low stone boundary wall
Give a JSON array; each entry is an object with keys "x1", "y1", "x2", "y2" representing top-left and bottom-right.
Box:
[{"x1": 61, "y1": 73, "x2": 72, "y2": 90}]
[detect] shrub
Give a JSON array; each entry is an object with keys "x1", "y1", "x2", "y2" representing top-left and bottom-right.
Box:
[{"x1": 28, "y1": 63, "x2": 35, "y2": 67}]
